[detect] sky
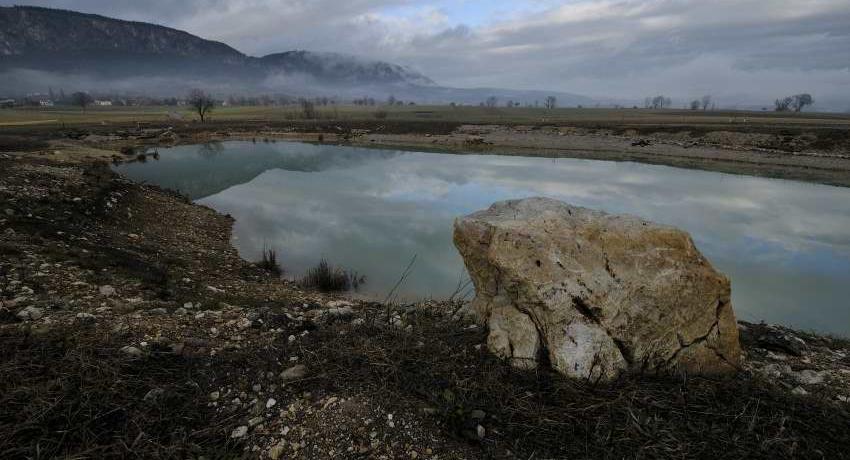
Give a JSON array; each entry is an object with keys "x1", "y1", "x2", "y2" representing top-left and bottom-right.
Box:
[{"x1": 4, "y1": 0, "x2": 850, "y2": 107}]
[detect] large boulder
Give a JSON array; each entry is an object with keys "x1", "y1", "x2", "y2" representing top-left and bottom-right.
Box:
[{"x1": 453, "y1": 197, "x2": 741, "y2": 382}]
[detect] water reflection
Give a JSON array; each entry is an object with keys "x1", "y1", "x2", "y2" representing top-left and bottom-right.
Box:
[{"x1": 114, "y1": 141, "x2": 850, "y2": 336}]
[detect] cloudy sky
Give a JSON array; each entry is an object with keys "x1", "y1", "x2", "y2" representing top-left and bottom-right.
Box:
[{"x1": 5, "y1": 0, "x2": 850, "y2": 107}]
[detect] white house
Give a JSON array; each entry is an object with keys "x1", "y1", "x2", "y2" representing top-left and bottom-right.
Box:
[{"x1": 94, "y1": 100, "x2": 113, "y2": 106}]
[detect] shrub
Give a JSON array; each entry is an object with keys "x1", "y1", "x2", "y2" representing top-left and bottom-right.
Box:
[
  {"x1": 298, "y1": 259, "x2": 364, "y2": 292},
  {"x1": 257, "y1": 248, "x2": 282, "y2": 276}
]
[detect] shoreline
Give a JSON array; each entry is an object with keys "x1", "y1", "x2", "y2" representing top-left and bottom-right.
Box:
[{"x1": 5, "y1": 118, "x2": 850, "y2": 188}]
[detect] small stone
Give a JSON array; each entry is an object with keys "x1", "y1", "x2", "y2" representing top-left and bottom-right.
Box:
[
  {"x1": 4, "y1": 208, "x2": 14, "y2": 216},
  {"x1": 231, "y1": 426, "x2": 249, "y2": 438},
  {"x1": 237, "y1": 318, "x2": 253, "y2": 330},
  {"x1": 470, "y1": 409, "x2": 486, "y2": 420},
  {"x1": 794, "y1": 369, "x2": 825, "y2": 385},
  {"x1": 269, "y1": 444, "x2": 285, "y2": 459},
  {"x1": 143, "y1": 388, "x2": 165, "y2": 401},
  {"x1": 75, "y1": 312, "x2": 96, "y2": 324},
  {"x1": 210, "y1": 391, "x2": 220, "y2": 401},
  {"x1": 147, "y1": 308, "x2": 168, "y2": 316},
  {"x1": 266, "y1": 398, "x2": 277, "y2": 409},
  {"x1": 248, "y1": 416, "x2": 264, "y2": 427},
  {"x1": 476, "y1": 424, "x2": 486, "y2": 439},
  {"x1": 120, "y1": 346, "x2": 143, "y2": 357},
  {"x1": 174, "y1": 308, "x2": 187, "y2": 316},
  {"x1": 281, "y1": 364, "x2": 307, "y2": 382},
  {"x1": 792, "y1": 386, "x2": 809, "y2": 396},
  {"x1": 99, "y1": 285, "x2": 116, "y2": 297},
  {"x1": 16, "y1": 306, "x2": 44, "y2": 321}
]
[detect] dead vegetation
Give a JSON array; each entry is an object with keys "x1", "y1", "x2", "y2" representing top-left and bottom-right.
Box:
[
  {"x1": 258, "y1": 248, "x2": 282, "y2": 276},
  {"x1": 299, "y1": 259, "x2": 365, "y2": 292},
  {"x1": 0, "y1": 135, "x2": 48, "y2": 152},
  {"x1": 0, "y1": 327, "x2": 240, "y2": 459},
  {"x1": 299, "y1": 305, "x2": 850, "y2": 459}
]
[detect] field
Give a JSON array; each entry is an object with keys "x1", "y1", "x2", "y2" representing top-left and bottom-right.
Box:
[{"x1": 2, "y1": 104, "x2": 850, "y2": 129}]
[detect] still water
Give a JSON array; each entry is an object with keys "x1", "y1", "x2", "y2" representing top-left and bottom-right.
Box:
[{"x1": 115, "y1": 141, "x2": 850, "y2": 336}]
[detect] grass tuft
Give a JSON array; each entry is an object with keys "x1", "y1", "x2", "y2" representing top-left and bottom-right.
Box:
[
  {"x1": 298, "y1": 258, "x2": 364, "y2": 292},
  {"x1": 258, "y1": 248, "x2": 282, "y2": 276}
]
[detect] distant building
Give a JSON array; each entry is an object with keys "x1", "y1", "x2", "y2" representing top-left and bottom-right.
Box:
[
  {"x1": 0, "y1": 99, "x2": 15, "y2": 108},
  {"x1": 39, "y1": 100, "x2": 54, "y2": 107},
  {"x1": 94, "y1": 100, "x2": 113, "y2": 106}
]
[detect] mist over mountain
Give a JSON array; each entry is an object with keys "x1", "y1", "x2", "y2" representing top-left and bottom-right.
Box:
[{"x1": 0, "y1": 6, "x2": 591, "y2": 105}]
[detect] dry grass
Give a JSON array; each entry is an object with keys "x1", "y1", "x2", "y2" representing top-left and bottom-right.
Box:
[
  {"x1": 298, "y1": 259, "x2": 364, "y2": 292},
  {"x1": 0, "y1": 135, "x2": 48, "y2": 152},
  {"x1": 298, "y1": 305, "x2": 850, "y2": 459},
  {"x1": 257, "y1": 248, "x2": 282, "y2": 276},
  {"x1": 0, "y1": 327, "x2": 240, "y2": 459}
]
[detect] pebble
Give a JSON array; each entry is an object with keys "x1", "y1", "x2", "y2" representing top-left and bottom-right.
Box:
[
  {"x1": 120, "y1": 346, "x2": 143, "y2": 357},
  {"x1": 281, "y1": 364, "x2": 307, "y2": 382},
  {"x1": 16, "y1": 306, "x2": 44, "y2": 321},
  {"x1": 792, "y1": 386, "x2": 809, "y2": 396},
  {"x1": 231, "y1": 426, "x2": 249, "y2": 439},
  {"x1": 75, "y1": 312, "x2": 97, "y2": 324},
  {"x1": 266, "y1": 398, "x2": 277, "y2": 409},
  {"x1": 98, "y1": 285, "x2": 116, "y2": 297},
  {"x1": 210, "y1": 391, "x2": 220, "y2": 401},
  {"x1": 794, "y1": 369, "x2": 826, "y2": 385},
  {"x1": 248, "y1": 416, "x2": 264, "y2": 427},
  {"x1": 269, "y1": 444, "x2": 285, "y2": 459}
]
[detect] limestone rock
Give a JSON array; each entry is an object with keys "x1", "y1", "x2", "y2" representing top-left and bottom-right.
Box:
[{"x1": 453, "y1": 197, "x2": 741, "y2": 382}]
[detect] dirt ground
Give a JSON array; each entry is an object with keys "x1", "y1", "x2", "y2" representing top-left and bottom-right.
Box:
[{"x1": 1, "y1": 129, "x2": 850, "y2": 458}]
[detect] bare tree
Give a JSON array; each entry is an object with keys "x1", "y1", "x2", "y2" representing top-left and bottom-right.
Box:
[
  {"x1": 485, "y1": 96, "x2": 498, "y2": 108},
  {"x1": 650, "y1": 95, "x2": 669, "y2": 109},
  {"x1": 775, "y1": 93, "x2": 814, "y2": 112},
  {"x1": 792, "y1": 93, "x2": 814, "y2": 112},
  {"x1": 70, "y1": 92, "x2": 93, "y2": 112},
  {"x1": 701, "y1": 95, "x2": 712, "y2": 111},
  {"x1": 775, "y1": 97, "x2": 792, "y2": 112},
  {"x1": 387, "y1": 95, "x2": 396, "y2": 106},
  {"x1": 690, "y1": 99, "x2": 701, "y2": 110},
  {"x1": 188, "y1": 89, "x2": 215, "y2": 122},
  {"x1": 544, "y1": 96, "x2": 557, "y2": 110}
]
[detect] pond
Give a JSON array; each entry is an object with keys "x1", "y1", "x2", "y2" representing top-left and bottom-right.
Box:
[{"x1": 114, "y1": 141, "x2": 850, "y2": 336}]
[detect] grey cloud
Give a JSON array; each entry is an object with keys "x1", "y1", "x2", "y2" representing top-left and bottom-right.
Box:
[{"x1": 2, "y1": 0, "x2": 848, "y2": 107}]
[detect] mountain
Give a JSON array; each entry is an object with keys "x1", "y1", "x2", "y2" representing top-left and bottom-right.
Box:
[{"x1": 0, "y1": 5, "x2": 590, "y2": 105}]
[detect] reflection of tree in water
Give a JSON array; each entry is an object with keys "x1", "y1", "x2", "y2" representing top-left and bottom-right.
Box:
[{"x1": 197, "y1": 142, "x2": 225, "y2": 159}]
